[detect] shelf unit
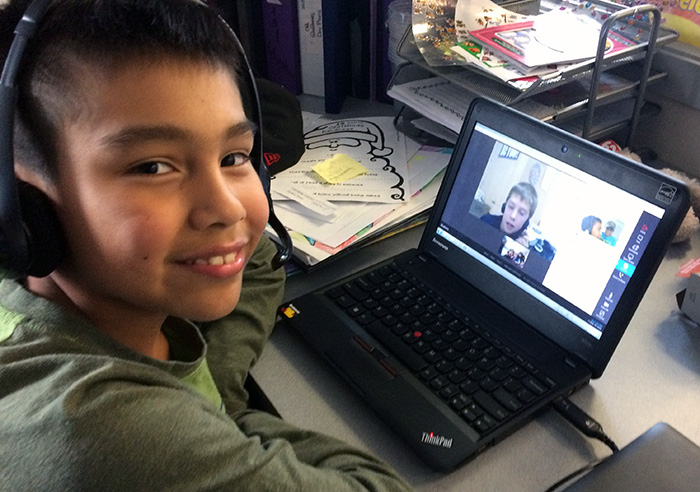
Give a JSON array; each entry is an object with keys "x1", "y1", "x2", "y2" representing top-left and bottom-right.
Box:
[{"x1": 390, "y1": 0, "x2": 678, "y2": 147}]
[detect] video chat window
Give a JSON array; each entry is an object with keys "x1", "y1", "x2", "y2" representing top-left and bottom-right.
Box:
[{"x1": 442, "y1": 127, "x2": 664, "y2": 336}]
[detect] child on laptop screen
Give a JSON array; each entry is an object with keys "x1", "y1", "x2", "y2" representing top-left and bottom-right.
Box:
[{"x1": 0, "y1": 0, "x2": 412, "y2": 489}]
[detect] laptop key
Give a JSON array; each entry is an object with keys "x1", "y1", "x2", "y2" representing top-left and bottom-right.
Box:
[
  {"x1": 440, "y1": 384, "x2": 459, "y2": 400},
  {"x1": 347, "y1": 305, "x2": 365, "y2": 317},
  {"x1": 473, "y1": 391, "x2": 509, "y2": 421},
  {"x1": 522, "y1": 375, "x2": 548, "y2": 395},
  {"x1": 419, "y1": 367, "x2": 438, "y2": 381},
  {"x1": 474, "y1": 414, "x2": 496, "y2": 434},
  {"x1": 459, "y1": 380, "x2": 480, "y2": 395},
  {"x1": 391, "y1": 323, "x2": 409, "y2": 336},
  {"x1": 435, "y1": 360, "x2": 454, "y2": 374},
  {"x1": 325, "y1": 287, "x2": 345, "y2": 299},
  {"x1": 362, "y1": 298, "x2": 379, "y2": 310},
  {"x1": 449, "y1": 393, "x2": 471, "y2": 411},
  {"x1": 335, "y1": 295, "x2": 356, "y2": 308},
  {"x1": 412, "y1": 340, "x2": 431, "y2": 354},
  {"x1": 430, "y1": 376, "x2": 448, "y2": 390},
  {"x1": 448, "y1": 369, "x2": 467, "y2": 384},
  {"x1": 460, "y1": 408, "x2": 479, "y2": 424},
  {"x1": 493, "y1": 387, "x2": 523, "y2": 412},
  {"x1": 389, "y1": 304, "x2": 405, "y2": 316},
  {"x1": 366, "y1": 271, "x2": 385, "y2": 285},
  {"x1": 490, "y1": 367, "x2": 509, "y2": 381},
  {"x1": 353, "y1": 276, "x2": 373, "y2": 291},
  {"x1": 424, "y1": 349, "x2": 442, "y2": 364},
  {"x1": 503, "y1": 378, "x2": 522, "y2": 393},
  {"x1": 516, "y1": 388, "x2": 535, "y2": 404},
  {"x1": 509, "y1": 365, "x2": 528, "y2": 379},
  {"x1": 344, "y1": 283, "x2": 369, "y2": 301},
  {"x1": 479, "y1": 377, "x2": 499, "y2": 393}
]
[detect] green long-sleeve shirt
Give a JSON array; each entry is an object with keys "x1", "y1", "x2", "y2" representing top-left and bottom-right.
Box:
[{"x1": 0, "y1": 238, "x2": 413, "y2": 491}]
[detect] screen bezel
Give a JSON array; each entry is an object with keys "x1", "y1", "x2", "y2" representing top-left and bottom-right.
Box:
[{"x1": 419, "y1": 99, "x2": 690, "y2": 378}]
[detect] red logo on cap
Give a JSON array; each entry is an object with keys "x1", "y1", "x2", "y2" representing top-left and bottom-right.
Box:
[{"x1": 264, "y1": 152, "x2": 281, "y2": 167}]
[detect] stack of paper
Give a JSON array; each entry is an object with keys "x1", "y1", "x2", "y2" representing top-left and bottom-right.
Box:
[
  {"x1": 447, "y1": 0, "x2": 639, "y2": 87},
  {"x1": 266, "y1": 113, "x2": 452, "y2": 268}
]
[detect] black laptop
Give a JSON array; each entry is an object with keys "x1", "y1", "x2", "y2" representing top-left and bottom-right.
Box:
[{"x1": 278, "y1": 98, "x2": 689, "y2": 471}]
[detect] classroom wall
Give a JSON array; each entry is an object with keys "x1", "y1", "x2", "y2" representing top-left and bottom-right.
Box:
[
  {"x1": 631, "y1": 41, "x2": 700, "y2": 178},
  {"x1": 634, "y1": 94, "x2": 700, "y2": 178}
]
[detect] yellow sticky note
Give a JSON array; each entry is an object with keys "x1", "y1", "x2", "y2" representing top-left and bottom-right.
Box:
[{"x1": 312, "y1": 154, "x2": 368, "y2": 184}]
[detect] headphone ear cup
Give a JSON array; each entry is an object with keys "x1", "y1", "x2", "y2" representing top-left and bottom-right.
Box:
[
  {"x1": 501, "y1": 202, "x2": 506, "y2": 214},
  {"x1": 17, "y1": 181, "x2": 65, "y2": 277}
]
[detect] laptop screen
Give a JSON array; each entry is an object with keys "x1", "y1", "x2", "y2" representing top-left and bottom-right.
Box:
[
  {"x1": 419, "y1": 101, "x2": 688, "y2": 376},
  {"x1": 438, "y1": 122, "x2": 664, "y2": 340}
]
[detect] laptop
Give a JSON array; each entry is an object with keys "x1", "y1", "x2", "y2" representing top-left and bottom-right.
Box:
[
  {"x1": 562, "y1": 422, "x2": 700, "y2": 491},
  {"x1": 278, "y1": 98, "x2": 689, "y2": 471}
]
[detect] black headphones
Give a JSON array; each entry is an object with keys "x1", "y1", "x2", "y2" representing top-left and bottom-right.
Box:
[{"x1": 0, "y1": 0, "x2": 293, "y2": 278}]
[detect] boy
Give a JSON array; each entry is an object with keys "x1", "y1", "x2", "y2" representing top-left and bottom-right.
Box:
[
  {"x1": 481, "y1": 182, "x2": 538, "y2": 246},
  {"x1": 0, "y1": 1, "x2": 412, "y2": 490}
]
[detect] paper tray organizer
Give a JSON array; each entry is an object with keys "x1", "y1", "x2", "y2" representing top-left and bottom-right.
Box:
[{"x1": 389, "y1": 0, "x2": 678, "y2": 147}]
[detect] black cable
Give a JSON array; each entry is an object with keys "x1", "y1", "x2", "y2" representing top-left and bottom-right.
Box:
[
  {"x1": 552, "y1": 396, "x2": 619, "y2": 453},
  {"x1": 544, "y1": 397, "x2": 620, "y2": 491}
]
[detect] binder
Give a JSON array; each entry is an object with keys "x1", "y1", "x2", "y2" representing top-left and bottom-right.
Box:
[
  {"x1": 297, "y1": 0, "x2": 324, "y2": 97},
  {"x1": 376, "y1": 0, "x2": 396, "y2": 103},
  {"x1": 322, "y1": 0, "x2": 352, "y2": 113},
  {"x1": 262, "y1": 0, "x2": 302, "y2": 95}
]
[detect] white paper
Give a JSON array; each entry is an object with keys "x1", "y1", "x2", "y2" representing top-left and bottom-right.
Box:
[
  {"x1": 271, "y1": 144, "x2": 451, "y2": 261},
  {"x1": 387, "y1": 77, "x2": 472, "y2": 133},
  {"x1": 272, "y1": 116, "x2": 409, "y2": 203},
  {"x1": 273, "y1": 187, "x2": 338, "y2": 220},
  {"x1": 275, "y1": 200, "x2": 397, "y2": 248}
]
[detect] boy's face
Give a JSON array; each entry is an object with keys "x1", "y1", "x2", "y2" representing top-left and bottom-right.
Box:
[
  {"x1": 500, "y1": 192, "x2": 531, "y2": 235},
  {"x1": 41, "y1": 60, "x2": 268, "y2": 323}
]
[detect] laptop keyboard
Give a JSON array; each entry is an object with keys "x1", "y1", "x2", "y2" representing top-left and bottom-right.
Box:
[{"x1": 325, "y1": 261, "x2": 557, "y2": 437}]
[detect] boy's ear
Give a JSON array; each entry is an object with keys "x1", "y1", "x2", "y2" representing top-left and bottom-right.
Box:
[
  {"x1": 7, "y1": 164, "x2": 65, "y2": 277},
  {"x1": 15, "y1": 179, "x2": 66, "y2": 277}
]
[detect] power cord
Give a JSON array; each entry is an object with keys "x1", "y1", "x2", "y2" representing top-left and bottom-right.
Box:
[
  {"x1": 552, "y1": 397, "x2": 619, "y2": 453},
  {"x1": 543, "y1": 397, "x2": 620, "y2": 492}
]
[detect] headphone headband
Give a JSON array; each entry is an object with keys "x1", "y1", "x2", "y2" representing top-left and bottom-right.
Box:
[{"x1": 0, "y1": 0, "x2": 53, "y2": 277}]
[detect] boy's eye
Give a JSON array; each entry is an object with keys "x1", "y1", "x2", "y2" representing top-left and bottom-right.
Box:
[
  {"x1": 221, "y1": 152, "x2": 251, "y2": 167},
  {"x1": 131, "y1": 161, "x2": 173, "y2": 175}
]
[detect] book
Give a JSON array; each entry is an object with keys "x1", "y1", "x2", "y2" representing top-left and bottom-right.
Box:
[
  {"x1": 469, "y1": 21, "x2": 587, "y2": 72},
  {"x1": 468, "y1": 12, "x2": 639, "y2": 73}
]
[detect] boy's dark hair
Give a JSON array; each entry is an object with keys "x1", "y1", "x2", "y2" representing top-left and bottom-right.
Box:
[
  {"x1": 581, "y1": 215, "x2": 602, "y2": 233},
  {"x1": 1, "y1": 0, "x2": 248, "y2": 179}
]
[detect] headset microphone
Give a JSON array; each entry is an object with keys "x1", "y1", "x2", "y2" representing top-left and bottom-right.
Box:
[{"x1": 224, "y1": 22, "x2": 292, "y2": 270}]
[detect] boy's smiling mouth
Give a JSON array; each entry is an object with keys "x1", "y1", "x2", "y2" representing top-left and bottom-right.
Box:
[
  {"x1": 174, "y1": 242, "x2": 249, "y2": 278},
  {"x1": 186, "y1": 253, "x2": 238, "y2": 266}
]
